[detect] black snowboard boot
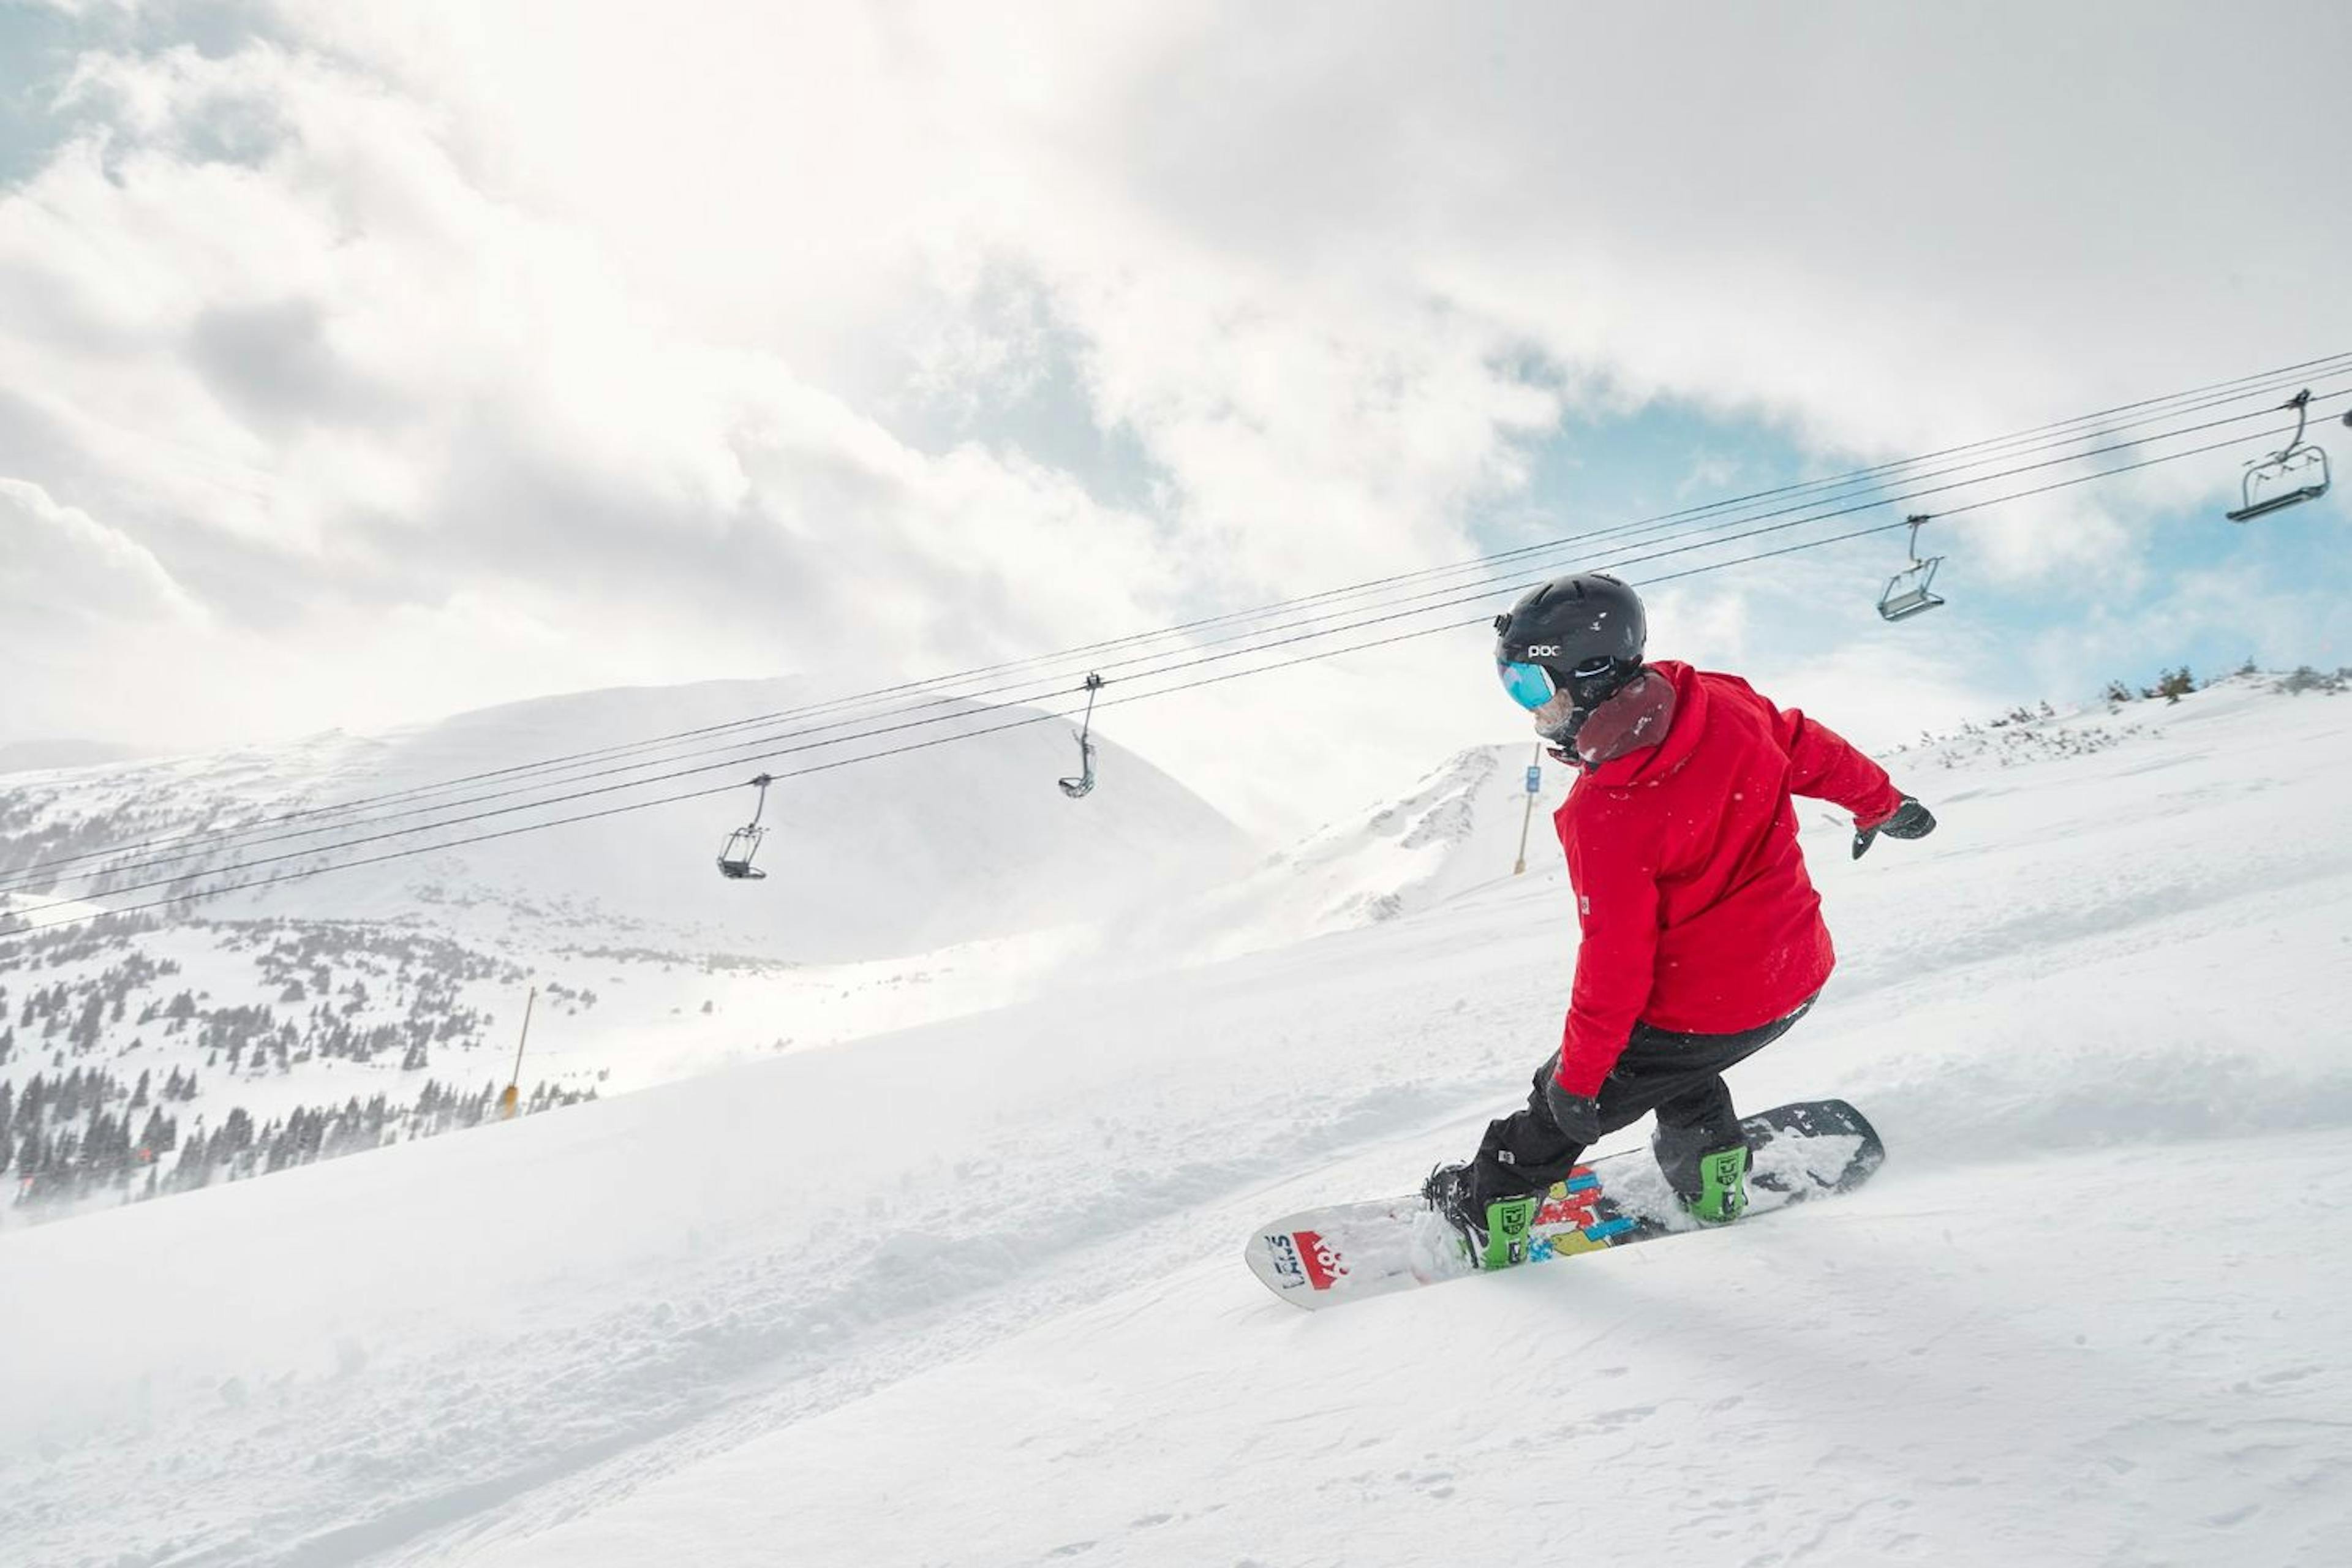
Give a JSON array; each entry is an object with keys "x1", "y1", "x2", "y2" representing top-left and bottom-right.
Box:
[
  {"x1": 1652, "y1": 1123, "x2": 1751, "y2": 1226},
  {"x1": 1422, "y1": 1162, "x2": 1542, "y2": 1270}
]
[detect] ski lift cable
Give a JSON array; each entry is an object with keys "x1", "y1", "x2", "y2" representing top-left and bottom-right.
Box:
[
  {"x1": 9, "y1": 391, "x2": 2342, "y2": 902},
  {"x1": 0, "y1": 413, "x2": 2285, "y2": 941},
  {"x1": 13, "y1": 354, "x2": 2342, "y2": 886},
  {"x1": 14, "y1": 385, "x2": 2337, "y2": 904},
  {"x1": 3, "y1": 415, "x2": 2316, "y2": 940},
  {"x1": 8, "y1": 352, "x2": 2341, "y2": 887},
  {"x1": 4, "y1": 408, "x2": 2316, "y2": 936},
  {"x1": 7, "y1": 374, "x2": 2337, "y2": 898}
]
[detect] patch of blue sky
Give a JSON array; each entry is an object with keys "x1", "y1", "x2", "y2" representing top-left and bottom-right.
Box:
[
  {"x1": 1479, "y1": 397, "x2": 2351, "y2": 701},
  {"x1": 0, "y1": 3, "x2": 79, "y2": 186},
  {"x1": 1498, "y1": 398, "x2": 1812, "y2": 550},
  {"x1": 889, "y1": 295, "x2": 1169, "y2": 524},
  {"x1": 948, "y1": 342, "x2": 1166, "y2": 522},
  {"x1": 0, "y1": 1, "x2": 294, "y2": 186}
]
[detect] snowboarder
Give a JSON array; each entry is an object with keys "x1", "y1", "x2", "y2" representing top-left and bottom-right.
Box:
[{"x1": 1423, "y1": 572, "x2": 1936, "y2": 1267}]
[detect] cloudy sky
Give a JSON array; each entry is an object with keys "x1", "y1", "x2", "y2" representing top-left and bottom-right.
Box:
[{"x1": 3, "y1": 0, "x2": 2347, "y2": 835}]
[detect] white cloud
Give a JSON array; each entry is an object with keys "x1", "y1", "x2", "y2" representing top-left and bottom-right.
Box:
[
  {"x1": 0, "y1": 475, "x2": 202, "y2": 628},
  {"x1": 0, "y1": 41, "x2": 1195, "y2": 748},
  {"x1": 0, "y1": 2, "x2": 2345, "y2": 829}
]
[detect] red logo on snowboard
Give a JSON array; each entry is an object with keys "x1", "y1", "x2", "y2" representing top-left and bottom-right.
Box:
[{"x1": 1294, "y1": 1229, "x2": 1348, "y2": 1289}]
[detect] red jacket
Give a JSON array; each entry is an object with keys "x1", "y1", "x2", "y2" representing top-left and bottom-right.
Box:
[{"x1": 1550, "y1": 662, "x2": 1903, "y2": 1096}]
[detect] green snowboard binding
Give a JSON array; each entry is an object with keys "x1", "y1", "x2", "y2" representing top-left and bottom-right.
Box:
[
  {"x1": 1685, "y1": 1144, "x2": 1750, "y2": 1225},
  {"x1": 1421, "y1": 1165, "x2": 1543, "y2": 1269},
  {"x1": 1471, "y1": 1192, "x2": 1541, "y2": 1269}
]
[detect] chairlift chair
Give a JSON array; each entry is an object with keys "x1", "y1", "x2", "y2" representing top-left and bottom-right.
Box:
[
  {"x1": 2226, "y1": 390, "x2": 2331, "y2": 523},
  {"x1": 1058, "y1": 674, "x2": 1105, "y2": 799},
  {"x1": 716, "y1": 773, "x2": 775, "y2": 880},
  {"x1": 1877, "y1": 514, "x2": 1946, "y2": 623}
]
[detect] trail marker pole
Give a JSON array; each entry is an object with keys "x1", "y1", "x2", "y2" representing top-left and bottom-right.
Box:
[
  {"x1": 499, "y1": 986, "x2": 537, "y2": 1121},
  {"x1": 1513, "y1": 744, "x2": 1544, "y2": 875}
]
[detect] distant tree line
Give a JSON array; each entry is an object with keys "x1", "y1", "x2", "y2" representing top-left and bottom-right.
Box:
[
  {"x1": 0, "y1": 914, "x2": 595, "y2": 1223},
  {"x1": 5, "y1": 1067, "x2": 595, "y2": 1212},
  {"x1": 2105, "y1": 662, "x2": 2351, "y2": 709}
]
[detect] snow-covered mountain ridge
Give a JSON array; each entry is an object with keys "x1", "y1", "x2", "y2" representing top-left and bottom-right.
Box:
[
  {"x1": 1148, "y1": 671, "x2": 2328, "y2": 968},
  {"x1": 0, "y1": 676, "x2": 1250, "y2": 1226},
  {"x1": 0, "y1": 675, "x2": 1250, "y2": 955},
  {"x1": 1133, "y1": 740, "x2": 1567, "y2": 963}
]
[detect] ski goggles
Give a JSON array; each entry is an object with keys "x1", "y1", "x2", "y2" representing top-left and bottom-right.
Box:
[{"x1": 1496, "y1": 656, "x2": 1616, "y2": 712}]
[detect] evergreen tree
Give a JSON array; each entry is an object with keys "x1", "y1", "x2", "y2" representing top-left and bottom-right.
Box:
[
  {"x1": 15, "y1": 1128, "x2": 45, "y2": 1199},
  {"x1": 71, "y1": 992, "x2": 104, "y2": 1050},
  {"x1": 81, "y1": 1110, "x2": 130, "y2": 1182},
  {"x1": 40, "y1": 1127, "x2": 74, "y2": 1192},
  {"x1": 172, "y1": 1129, "x2": 213, "y2": 1191},
  {"x1": 135, "y1": 1105, "x2": 178, "y2": 1159}
]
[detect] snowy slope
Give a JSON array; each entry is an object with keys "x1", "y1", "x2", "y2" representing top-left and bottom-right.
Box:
[
  {"x1": 3, "y1": 674, "x2": 2350, "y2": 1567},
  {"x1": 0, "y1": 677, "x2": 1251, "y2": 1230},
  {"x1": 1136, "y1": 740, "x2": 1569, "y2": 965}
]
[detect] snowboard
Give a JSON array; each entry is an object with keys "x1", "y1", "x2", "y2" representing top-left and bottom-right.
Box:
[{"x1": 1244, "y1": 1099, "x2": 1883, "y2": 1311}]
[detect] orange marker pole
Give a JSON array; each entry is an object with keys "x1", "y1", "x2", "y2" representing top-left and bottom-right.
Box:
[{"x1": 500, "y1": 987, "x2": 537, "y2": 1121}]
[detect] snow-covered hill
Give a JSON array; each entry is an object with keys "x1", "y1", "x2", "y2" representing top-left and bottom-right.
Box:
[
  {"x1": 1135, "y1": 739, "x2": 1569, "y2": 964},
  {"x1": 1137, "y1": 673, "x2": 2310, "y2": 970},
  {"x1": 0, "y1": 676, "x2": 1251, "y2": 957},
  {"x1": 0, "y1": 677, "x2": 1252, "y2": 1226},
  {"x1": 0, "y1": 739, "x2": 152, "y2": 774},
  {"x1": 3, "y1": 672, "x2": 2350, "y2": 1566}
]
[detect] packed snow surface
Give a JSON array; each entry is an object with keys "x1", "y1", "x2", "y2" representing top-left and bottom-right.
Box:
[{"x1": 4, "y1": 676, "x2": 2351, "y2": 1566}]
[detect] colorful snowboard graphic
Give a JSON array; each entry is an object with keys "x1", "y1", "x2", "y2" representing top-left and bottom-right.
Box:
[{"x1": 1245, "y1": 1099, "x2": 1883, "y2": 1311}]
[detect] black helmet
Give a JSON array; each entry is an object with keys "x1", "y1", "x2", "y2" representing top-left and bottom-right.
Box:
[{"x1": 1493, "y1": 571, "x2": 1647, "y2": 717}]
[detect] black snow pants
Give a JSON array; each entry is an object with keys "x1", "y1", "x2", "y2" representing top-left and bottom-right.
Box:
[{"x1": 1467, "y1": 995, "x2": 1817, "y2": 1206}]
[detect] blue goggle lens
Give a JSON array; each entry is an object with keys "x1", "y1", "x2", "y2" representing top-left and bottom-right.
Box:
[{"x1": 1496, "y1": 660, "x2": 1558, "y2": 711}]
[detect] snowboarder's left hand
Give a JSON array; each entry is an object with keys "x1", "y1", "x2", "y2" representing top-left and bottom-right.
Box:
[
  {"x1": 1852, "y1": 795, "x2": 1936, "y2": 859},
  {"x1": 1545, "y1": 1080, "x2": 1604, "y2": 1145}
]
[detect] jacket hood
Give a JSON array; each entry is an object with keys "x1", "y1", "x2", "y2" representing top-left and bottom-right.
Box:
[{"x1": 1581, "y1": 660, "x2": 1707, "y2": 789}]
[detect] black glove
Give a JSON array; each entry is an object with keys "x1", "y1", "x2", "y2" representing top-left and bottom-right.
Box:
[
  {"x1": 1853, "y1": 795, "x2": 1936, "y2": 859},
  {"x1": 1544, "y1": 1080, "x2": 1604, "y2": 1145}
]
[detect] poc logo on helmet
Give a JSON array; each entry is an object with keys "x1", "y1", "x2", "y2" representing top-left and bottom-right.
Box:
[{"x1": 1525, "y1": 644, "x2": 1563, "y2": 657}]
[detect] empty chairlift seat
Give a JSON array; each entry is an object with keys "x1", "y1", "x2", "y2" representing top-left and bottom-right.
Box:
[
  {"x1": 716, "y1": 773, "x2": 775, "y2": 880},
  {"x1": 2227, "y1": 390, "x2": 2332, "y2": 523},
  {"x1": 1878, "y1": 515, "x2": 1946, "y2": 623}
]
